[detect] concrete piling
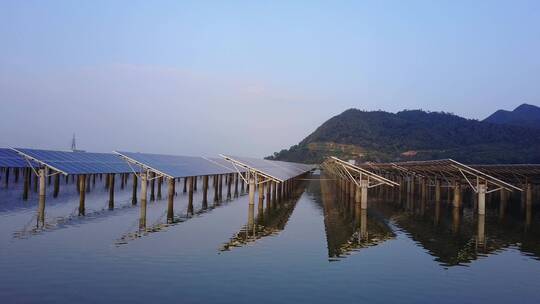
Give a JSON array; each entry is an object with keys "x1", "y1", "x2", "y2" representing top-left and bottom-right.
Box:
[
  {"x1": 150, "y1": 172, "x2": 155, "y2": 201},
  {"x1": 132, "y1": 173, "x2": 138, "y2": 205},
  {"x1": 188, "y1": 176, "x2": 194, "y2": 215},
  {"x1": 258, "y1": 181, "x2": 264, "y2": 214},
  {"x1": 453, "y1": 182, "x2": 461, "y2": 208},
  {"x1": 105, "y1": 173, "x2": 110, "y2": 189},
  {"x1": 219, "y1": 174, "x2": 224, "y2": 200},
  {"x1": 167, "y1": 178, "x2": 175, "y2": 223},
  {"x1": 37, "y1": 168, "x2": 46, "y2": 227},
  {"x1": 248, "y1": 174, "x2": 255, "y2": 207},
  {"x1": 157, "y1": 176, "x2": 162, "y2": 200},
  {"x1": 202, "y1": 175, "x2": 209, "y2": 208},
  {"x1": 109, "y1": 173, "x2": 115, "y2": 210},
  {"x1": 435, "y1": 179, "x2": 441, "y2": 203},
  {"x1": 33, "y1": 174, "x2": 38, "y2": 193},
  {"x1": 266, "y1": 181, "x2": 271, "y2": 208},
  {"x1": 139, "y1": 172, "x2": 148, "y2": 229},
  {"x1": 23, "y1": 168, "x2": 30, "y2": 200},
  {"x1": 213, "y1": 175, "x2": 219, "y2": 203},
  {"x1": 227, "y1": 173, "x2": 232, "y2": 199},
  {"x1": 499, "y1": 189, "x2": 507, "y2": 220},
  {"x1": 4, "y1": 168, "x2": 9, "y2": 188},
  {"x1": 234, "y1": 173, "x2": 239, "y2": 197},
  {"x1": 53, "y1": 174, "x2": 60, "y2": 198},
  {"x1": 478, "y1": 183, "x2": 487, "y2": 215},
  {"x1": 360, "y1": 180, "x2": 368, "y2": 209},
  {"x1": 79, "y1": 175, "x2": 86, "y2": 216}
]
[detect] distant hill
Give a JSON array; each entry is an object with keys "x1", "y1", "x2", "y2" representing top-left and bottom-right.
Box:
[
  {"x1": 267, "y1": 108, "x2": 540, "y2": 164},
  {"x1": 483, "y1": 103, "x2": 540, "y2": 129}
]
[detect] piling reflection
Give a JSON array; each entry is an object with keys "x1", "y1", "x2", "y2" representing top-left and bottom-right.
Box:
[
  {"x1": 14, "y1": 200, "x2": 138, "y2": 239},
  {"x1": 7, "y1": 171, "x2": 540, "y2": 266},
  {"x1": 118, "y1": 186, "x2": 243, "y2": 246},
  {"x1": 376, "y1": 186, "x2": 540, "y2": 266},
  {"x1": 220, "y1": 182, "x2": 305, "y2": 252},
  {"x1": 119, "y1": 202, "x2": 236, "y2": 245},
  {"x1": 307, "y1": 173, "x2": 540, "y2": 265},
  {"x1": 314, "y1": 176, "x2": 395, "y2": 260}
]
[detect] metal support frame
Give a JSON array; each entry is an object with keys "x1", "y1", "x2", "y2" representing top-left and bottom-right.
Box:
[
  {"x1": 323, "y1": 156, "x2": 399, "y2": 189},
  {"x1": 360, "y1": 158, "x2": 523, "y2": 196},
  {"x1": 219, "y1": 154, "x2": 282, "y2": 184}
]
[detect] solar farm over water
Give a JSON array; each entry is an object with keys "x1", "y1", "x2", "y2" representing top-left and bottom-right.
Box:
[
  {"x1": 3, "y1": 2, "x2": 540, "y2": 303},
  {"x1": 0, "y1": 147, "x2": 539, "y2": 303}
]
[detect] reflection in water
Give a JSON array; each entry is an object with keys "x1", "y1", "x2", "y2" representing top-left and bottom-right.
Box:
[
  {"x1": 2, "y1": 171, "x2": 540, "y2": 303},
  {"x1": 220, "y1": 181, "x2": 305, "y2": 252},
  {"x1": 307, "y1": 174, "x2": 540, "y2": 265},
  {"x1": 6, "y1": 170, "x2": 540, "y2": 267},
  {"x1": 117, "y1": 195, "x2": 237, "y2": 246},
  {"x1": 14, "y1": 199, "x2": 137, "y2": 239},
  {"x1": 375, "y1": 184, "x2": 540, "y2": 266},
  {"x1": 220, "y1": 199, "x2": 298, "y2": 251},
  {"x1": 313, "y1": 176, "x2": 395, "y2": 260},
  {"x1": 477, "y1": 214, "x2": 486, "y2": 251}
]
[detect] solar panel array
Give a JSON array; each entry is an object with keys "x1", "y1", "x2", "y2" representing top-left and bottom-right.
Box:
[
  {"x1": 115, "y1": 151, "x2": 244, "y2": 178},
  {"x1": 471, "y1": 164, "x2": 540, "y2": 184},
  {"x1": 356, "y1": 158, "x2": 522, "y2": 191},
  {"x1": 0, "y1": 148, "x2": 34, "y2": 168},
  {"x1": 6, "y1": 147, "x2": 313, "y2": 180},
  {"x1": 220, "y1": 155, "x2": 314, "y2": 181},
  {"x1": 12, "y1": 148, "x2": 132, "y2": 175}
]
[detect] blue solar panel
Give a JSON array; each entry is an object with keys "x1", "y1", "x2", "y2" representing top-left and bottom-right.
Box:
[
  {"x1": 115, "y1": 151, "x2": 242, "y2": 178},
  {"x1": 0, "y1": 148, "x2": 35, "y2": 168},
  {"x1": 220, "y1": 155, "x2": 314, "y2": 181},
  {"x1": 12, "y1": 148, "x2": 132, "y2": 174}
]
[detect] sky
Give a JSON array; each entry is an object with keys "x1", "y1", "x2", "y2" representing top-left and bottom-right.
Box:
[{"x1": 1, "y1": 0, "x2": 539, "y2": 157}]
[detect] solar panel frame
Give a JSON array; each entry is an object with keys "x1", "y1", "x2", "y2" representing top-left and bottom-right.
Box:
[
  {"x1": 12, "y1": 148, "x2": 132, "y2": 175},
  {"x1": 114, "y1": 151, "x2": 244, "y2": 179},
  {"x1": 219, "y1": 155, "x2": 314, "y2": 182},
  {"x1": 356, "y1": 158, "x2": 523, "y2": 191}
]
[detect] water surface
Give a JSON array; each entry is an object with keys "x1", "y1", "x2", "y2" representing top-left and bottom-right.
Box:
[{"x1": 0, "y1": 173, "x2": 539, "y2": 303}]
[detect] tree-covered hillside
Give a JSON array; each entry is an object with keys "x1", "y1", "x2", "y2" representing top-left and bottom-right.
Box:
[
  {"x1": 267, "y1": 109, "x2": 540, "y2": 164},
  {"x1": 483, "y1": 103, "x2": 540, "y2": 129}
]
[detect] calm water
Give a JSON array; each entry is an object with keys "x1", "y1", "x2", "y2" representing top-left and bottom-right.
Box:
[{"x1": 1, "y1": 173, "x2": 539, "y2": 303}]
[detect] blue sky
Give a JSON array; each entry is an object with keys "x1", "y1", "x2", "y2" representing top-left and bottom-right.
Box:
[{"x1": 1, "y1": 1, "x2": 539, "y2": 156}]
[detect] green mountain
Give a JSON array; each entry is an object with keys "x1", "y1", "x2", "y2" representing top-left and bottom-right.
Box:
[
  {"x1": 267, "y1": 109, "x2": 540, "y2": 164},
  {"x1": 483, "y1": 103, "x2": 540, "y2": 129}
]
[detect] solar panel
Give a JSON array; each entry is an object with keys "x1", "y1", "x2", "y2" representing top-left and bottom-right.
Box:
[
  {"x1": 0, "y1": 148, "x2": 34, "y2": 168},
  {"x1": 206, "y1": 157, "x2": 246, "y2": 173},
  {"x1": 115, "y1": 151, "x2": 242, "y2": 178},
  {"x1": 12, "y1": 148, "x2": 132, "y2": 175},
  {"x1": 356, "y1": 158, "x2": 522, "y2": 191},
  {"x1": 220, "y1": 155, "x2": 314, "y2": 182}
]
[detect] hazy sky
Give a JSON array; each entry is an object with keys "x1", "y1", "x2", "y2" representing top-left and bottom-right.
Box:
[{"x1": 1, "y1": 1, "x2": 539, "y2": 157}]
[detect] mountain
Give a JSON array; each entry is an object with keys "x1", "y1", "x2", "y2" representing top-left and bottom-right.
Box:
[
  {"x1": 267, "y1": 109, "x2": 540, "y2": 164},
  {"x1": 483, "y1": 103, "x2": 540, "y2": 129}
]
